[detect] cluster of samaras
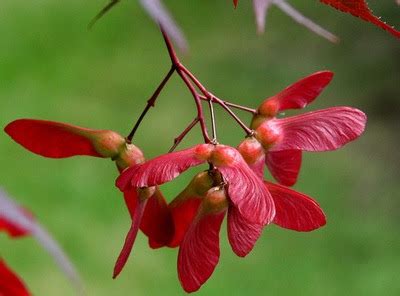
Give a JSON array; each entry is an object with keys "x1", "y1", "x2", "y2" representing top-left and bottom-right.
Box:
[
  {"x1": 4, "y1": 71, "x2": 366, "y2": 292},
  {"x1": 3, "y1": 0, "x2": 399, "y2": 294}
]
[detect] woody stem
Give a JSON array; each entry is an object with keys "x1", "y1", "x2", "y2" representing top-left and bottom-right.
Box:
[
  {"x1": 169, "y1": 117, "x2": 200, "y2": 152},
  {"x1": 179, "y1": 63, "x2": 253, "y2": 136},
  {"x1": 210, "y1": 98, "x2": 256, "y2": 114},
  {"x1": 208, "y1": 99, "x2": 217, "y2": 142},
  {"x1": 161, "y1": 29, "x2": 211, "y2": 143},
  {"x1": 160, "y1": 28, "x2": 253, "y2": 141},
  {"x1": 126, "y1": 66, "x2": 175, "y2": 142},
  {"x1": 199, "y1": 94, "x2": 257, "y2": 115},
  {"x1": 214, "y1": 96, "x2": 254, "y2": 136}
]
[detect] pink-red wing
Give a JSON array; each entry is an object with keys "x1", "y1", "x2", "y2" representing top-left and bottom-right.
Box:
[
  {"x1": 4, "y1": 119, "x2": 102, "y2": 158},
  {"x1": 271, "y1": 71, "x2": 334, "y2": 111},
  {"x1": 266, "y1": 150, "x2": 302, "y2": 186},
  {"x1": 178, "y1": 211, "x2": 225, "y2": 293},
  {"x1": 227, "y1": 206, "x2": 263, "y2": 257},
  {"x1": 265, "y1": 181, "x2": 326, "y2": 231},
  {"x1": 218, "y1": 157, "x2": 275, "y2": 225},
  {"x1": 113, "y1": 200, "x2": 147, "y2": 278},
  {"x1": 122, "y1": 189, "x2": 139, "y2": 220},
  {"x1": 140, "y1": 189, "x2": 174, "y2": 249},
  {"x1": 270, "y1": 107, "x2": 367, "y2": 152},
  {"x1": 116, "y1": 145, "x2": 205, "y2": 190},
  {"x1": 123, "y1": 189, "x2": 173, "y2": 249},
  {"x1": 247, "y1": 154, "x2": 265, "y2": 179},
  {"x1": 168, "y1": 197, "x2": 202, "y2": 248}
]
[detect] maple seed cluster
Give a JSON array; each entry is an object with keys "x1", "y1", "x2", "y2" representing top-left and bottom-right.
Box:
[
  {"x1": 4, "y1": 33, "x2": 366, "y2": 293},
  {"x1": 4, "y1": 0, "x2": 400, "y2": 293}
]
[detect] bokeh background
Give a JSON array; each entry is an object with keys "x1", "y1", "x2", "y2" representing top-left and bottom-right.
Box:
[{"x1": 1, "y1": 0, "x2": 399, "y2": 295}]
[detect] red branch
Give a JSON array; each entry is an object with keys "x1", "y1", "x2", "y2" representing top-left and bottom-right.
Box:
[
  {"x1": 127, "y1": 66, "x2": 175, "y2": 142},
  {"x1": 128, "y1": 27, "x2": 256, "y2": 150}
]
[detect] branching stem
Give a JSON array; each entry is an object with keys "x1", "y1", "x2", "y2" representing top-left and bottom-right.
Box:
[
  {"x1": 161, "y1": 29, "x2": 211, "y2": 144},
  {"x1": 127, "y1": 66, "x2": 175, "y2": 141},
  {"x1": 169, "y1": 117, "x2": 200, "y2": 152},
  {"x1": 128, "y1": 28, "x2": 256, "y2": 149},
  {"x1": 208, "y1": 99, "x2": 217, "y2": 143},
  {"x1": 199, "y1": 95, "x2": 257, "y2": 114}
]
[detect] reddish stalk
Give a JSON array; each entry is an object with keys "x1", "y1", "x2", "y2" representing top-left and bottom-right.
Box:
[
  {"x1": 161, "y1": 29, "x2": 254, "y2": 137},
  {"x1": 128, "y1": 28, "x2": 256, "y2": 149},
  {"x1": 212, "y1": 94, "x2": 254, "y2": 136},
  {"x1": 161, "y1": 29, "x2": 211, "y2": 144},
  {"x1": 178, "y1": 72, "x2": 211, "y2": 143},
  {"x1": 169, "y1": 117, "x2": 200, "y2": 152},
  {"x1": 127, "y1": 66, "x2": 175, "y2": 142},
  {"x1": 207, "y1": 99, "x2": 217, "y2": 143},
  {"x1": 199, "y1": 95, "x2": 257, "y2": 115},
  {"x1": 178, "y1": 62, "x2": 253, "y2": 136}
]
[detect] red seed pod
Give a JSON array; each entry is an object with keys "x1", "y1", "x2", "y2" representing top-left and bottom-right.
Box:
[
  {"x1": 202, "y1": 187, "x2": 228, "y2": 214},
  {"x1": 258, "y1": 99, "x2": 280, "y2": 118},
  {"x1": 237, "y1": 137, "x2": 264, "y2": 165},
  {"x1": 255, "y1": 121, "x2": 281, "y2": 149},
  {"x1": 210, "y1": 145, "x2": 238, "y2": 167},
  {"x1": 194, "y1": 144, "x2": 214, "y2": 161},
  {"x1": 115, "y1": 144, "x2": 145, "y2": 171},
  {"x1": 91, "y1": 130, "x2": 126, "y2": 158},
  {"x1": 170, "y1": 171, "x2": 214, "y2": 205},
  {"x1": 251, "y1": 100, "x2": 279, "y2": 129}
]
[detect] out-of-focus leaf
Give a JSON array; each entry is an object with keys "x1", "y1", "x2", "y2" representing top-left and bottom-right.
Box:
[
  {"x1": 320, "y1": 0, "x2": 400, "y2": 38},
  {"x1": 0, "y1": 189, "x2": 84, "y2": 295}
]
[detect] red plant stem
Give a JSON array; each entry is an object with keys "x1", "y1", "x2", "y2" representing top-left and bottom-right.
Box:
[
  {"x1": 161, "y1": 28, "x2": 180, "y2": 65},
  {"x1": 179, "y1": 65, "x2": 253, "y2": 136},
  {"x1": 214, "y1": 96, "x2": 254, "y2": 136},
  {"x1": 160, "y1": 28, "x2": 254, "y2": 141},
  {"x1": 208, "y1": 100, "x2": 217, "y2": 142},
  {"x1": 161, "y1": 29, "x2": 211, "y2": 143},
  {"x1": 126, "y1": 66, "x2": 175, "y2": 142},
  {"x1": 224, "y1": 101, "x2": 257, "y2": 114},
  {"x1": 169, "y1": 117, "x2": 200, "y2": 152},
  {"x1": 199, "y1": 95, "x2": 257, "y2": 114},
  {"x1": 179, "y1": 72, "x2": 211, "y2": 143}
]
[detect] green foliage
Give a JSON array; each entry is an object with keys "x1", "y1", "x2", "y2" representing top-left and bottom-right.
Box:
[{"x1": 0, "y1": 0, "x2": 399, "y2": 295}]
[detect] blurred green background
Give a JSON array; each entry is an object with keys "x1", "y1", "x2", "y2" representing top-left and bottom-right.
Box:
[{"x1": 1, "y1": 0, "x2": 399, "y2": 295}]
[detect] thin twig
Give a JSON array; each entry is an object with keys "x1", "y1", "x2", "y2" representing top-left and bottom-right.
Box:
[
  {"x1": 215, "y1": 97, "x2": 254, "y2": 136},
  {"x1": 169, "y1": 117, "x2": 200, "y2": 152},
  {"x1": 127, "y1": 66, "x2": 175, "y2": 141},
  {"x1": 179, "y1": 64, "x2": 210, "y2": 97},
  {"x1": 88, "y1": 0, "x2": 120, "y2": 29},
  {"x1": 179, "y1": 66, "x2": 253, "y2": 135},
  {"x1": 178, "y1": 72, "x2": 211, "y2": 143},
  {"x1": 224, "y1": 101, "x2": 257, "y2": 114},
  {"x1": 208, "y1": 99, "x2": 217, "y2": 142},
  {"x1": 161, "y1": 28, "x2": 181, "y2": 65},
  {"x1": 161, "y1": 29, "x2": 211, "y2": 143},
  {"x1": 199, "y1": 95, "x2": 257, "y2": 114}
]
